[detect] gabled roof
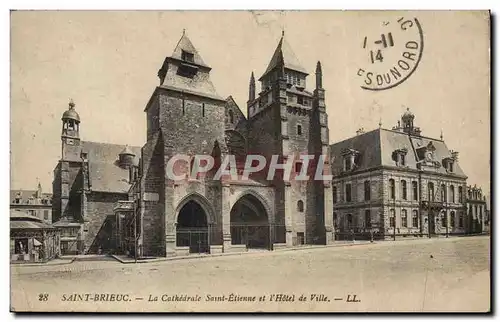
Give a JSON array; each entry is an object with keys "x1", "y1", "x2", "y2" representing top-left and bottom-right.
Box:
[
  {"x1": 170, "y1": 31, "x2": 209, "y2": 68},
  {"x1": 260, "y1": 34, "x2": 308, "y2": 80},
  {"x1": 81, "y1": 141, "x2": 141, "y2": 193},
  {"x1": 330, "y1": 128, "x2": 467, "y2": 177}
]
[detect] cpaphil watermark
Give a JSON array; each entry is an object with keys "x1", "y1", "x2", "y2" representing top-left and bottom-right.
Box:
[
  {"x1": 357, "y1": 17, "x2": 424, "y2": 91},
  {"x1": 164, "y1": 154, "x2": 333, "y2": 183}
]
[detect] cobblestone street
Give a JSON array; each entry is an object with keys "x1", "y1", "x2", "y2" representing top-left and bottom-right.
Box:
[{"x1": 11, "y1": 236, "x2": 490, "y2": 312}]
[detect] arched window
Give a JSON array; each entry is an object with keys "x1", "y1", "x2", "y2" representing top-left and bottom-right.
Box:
[
  {"x1": 459, "y1": 212, "x2": 464, "y2": 228},
  {"x1": 450, "y1": 185, "x2": 455, "y2": 203},
  {"x1": 412, "y1": 181, "x2": 418, "y2": 200},
  {"x1": 297, "y1": 200, "x2": 304, "y2": 212},
  {"x1": 441, "y1": 184, "x2": 446, "y2": 202},
  {"x1": 228, "y1": 109, "x2": 234, "y2": 124},
  {"x1": 389, "y1": 209, "x2": 396, "y2": 227},
  {"x1": 442, "y1": 211, "x2": 447, "y2": 227},
  {"x1": 412, "y1": 210, "x2": 419, "y2": 228},
  {"x1": 428, "y1": 182, "x2": 435, "y2": 201},
  {"x1": 458, "y1": 186, "x2": 463, "y2": 203},
  {"x1": 401, "y1": 180, "x2": 407, "y2": 200},
  {"x1": 345, "y1": 183, "x2": 352, "y2": 202},
  {"x1": 401, "y1": 209, "x2": 408, "y2": 227},
  {"x1": 450, "y1": 211, "x2": 456, "y2": 228},
  {"x1": 389, "y1": 179, "x2": 395, "y2": 199},
  {"x1": 297, "y1": 124, "x2": 302, "y2": 136},
  {"x1": 364, "y1": 180, "x2": 371, "y2": 201}
]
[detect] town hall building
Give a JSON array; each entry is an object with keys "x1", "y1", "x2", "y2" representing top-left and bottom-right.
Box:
[{"x1": 52, "y1": 31, "x2": 334, "y2": 256}]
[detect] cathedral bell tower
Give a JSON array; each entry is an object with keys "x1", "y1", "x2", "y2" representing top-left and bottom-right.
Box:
[{"x1": 61, "y1": 99, "x2": 81, "y2": 161}]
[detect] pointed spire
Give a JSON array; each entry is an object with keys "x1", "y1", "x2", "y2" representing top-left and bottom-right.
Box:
[
  {"x1": 170, "y1": 30, "x2": 209, "y2": 68},
  {"x1": 259, "y1": 33, "x2": 308, "y2": 81},
  {"x1": 249, "y1": 71, "x2": 256, "y2": 101},
  {"x1": 315, "y1": 61, "x2": 323, "y2": 89},
  {"x1": 69, "y1": 98, "x2": 75, "y2": 109}
]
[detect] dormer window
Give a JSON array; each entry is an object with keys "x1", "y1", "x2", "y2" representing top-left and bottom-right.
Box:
[
  {"x1": 392, "y1": 148, "x2": 408, "y2": 167},
  {"x1": 341, "y1": 148, "x2": 360, "y2": 172},
  {"x1": 181, "y1": 50, "x2": 194, "y2": 63},
  {"x1": 442, "y1": 157, "x2": 454, "y2": 173}
]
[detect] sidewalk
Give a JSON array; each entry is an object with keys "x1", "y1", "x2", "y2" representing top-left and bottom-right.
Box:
[
  {"x1": 10, "y1": 258, "x2": 74, "y2": 267},
  {"x1": 111, "y1": 240, "x2": 373, "y2": 264}
]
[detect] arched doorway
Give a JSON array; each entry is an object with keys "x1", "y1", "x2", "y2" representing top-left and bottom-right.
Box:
[
  {"x1": 230, "y1": 194, "x2": 270, "y2": 250},
  {"x1": 176, "y1": 200, "x2": 209, "y2": 254}
]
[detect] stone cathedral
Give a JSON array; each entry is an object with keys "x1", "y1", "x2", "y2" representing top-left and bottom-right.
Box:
[{"x1": 52, "y1": 31, "x2": 334, "y2": 256}]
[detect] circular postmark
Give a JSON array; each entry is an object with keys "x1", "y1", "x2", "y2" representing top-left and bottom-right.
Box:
[{"x1": 356, "y1": 17, "x2": 424, "y2": 91}]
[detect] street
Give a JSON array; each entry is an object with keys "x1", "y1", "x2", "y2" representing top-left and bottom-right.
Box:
[{"x1": 11, "y1": 236, "x2": 490, "y2": 312}]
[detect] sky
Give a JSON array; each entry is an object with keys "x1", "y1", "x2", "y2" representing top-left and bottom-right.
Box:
[{"x1": 10, "y1": 11, "x2": 490, "y2": 194}]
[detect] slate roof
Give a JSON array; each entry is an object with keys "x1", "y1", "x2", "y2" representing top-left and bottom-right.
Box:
[
  {"x1": 10, "y1": 190, "x2": 52, "y2": 205},
  {"x1": 260, "y1": 35, "x2": 308, "y2": 80},
  {"x1": 170, "y1": 31, "x2": 209, "y2": 68},
  {"x1": 10, "y1": 209, "x2": 55, "y2": 230},
  {"x1": 158, "y1": 32, "x2": 223, "y2": 101},
  {"x1": 80, "y1": 141, "x2": 141, "y2": 194},
  {"x1": 330, "y1": 128, "x2": 466, "y2": 177}
]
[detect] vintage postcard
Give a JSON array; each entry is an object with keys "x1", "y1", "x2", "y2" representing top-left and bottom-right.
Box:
[{"x1": 10, "y1": 10, "x2": 490, "y2": 313}]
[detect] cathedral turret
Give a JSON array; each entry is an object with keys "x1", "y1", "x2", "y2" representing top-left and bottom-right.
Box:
[
  {"x1": 61, "y1": 99, "x2": 80, "y2": 140},
  {"x1": 61, "y1": 99, "x2": 82, "y2": 160},
  {"x1": 119, "y1": 145, "x2": 135, "y2": 169},
  {"x1": 315, "y1": 61, "x2": 323, "y2": 90},
  {"x1": 249, "y1": 71, "x2": 256, "y2": 102}
]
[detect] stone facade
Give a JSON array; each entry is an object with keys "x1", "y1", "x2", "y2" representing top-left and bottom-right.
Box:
[
  {"x1": 124, "y1": 31, "x2": 334, "y2": 258},
  {"x1": 466, "y1": 185, "x2": 488, "y2": 233},
  {"x1": 330, "y1": 110, "x2": 469, "y2": 239},
  {"x1": 10, "y1": 185, "x2": 53, "y2": 224}
]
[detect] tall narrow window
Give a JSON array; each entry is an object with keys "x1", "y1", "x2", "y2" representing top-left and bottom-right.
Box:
[
  {"x1": 344, "y1": 157, "x2": 351, "y2": 171},
  {"x1": 401, "y1": 209, "x2": 408, "y2": 228},
  {"x1": 400, "y1": 154, "x2": 406, "y2": 166},
  {"x1": 295, "y1": 161, "x2": 303, "y2": 174},
  {"x1": 347, "y1": 214, "x2": 353, "y2": 229},
  {"x1": 442, "y1": 211, "x2": 447, "y2": 227},
  {"x1": 297, "y1": 124, "x2": 302, "y2": 135},
  {"x1": 297, "y1": 200, "x2": 304, "y2": 212},
  {"x1": 441, "y1": 184, "x2": 446, "y2": 202},
  {"x1": 202, "y1": 103, "x2": 205, "y2": 117},
  {"x1": 428, "y1": 182, "x2": 435, "y2": 201},
  {"x1": 390, "y1": 209, "x2": 395, "y2": 227},
  {"x1": 449, "y1": 185, "x2": 455, "y2": 203},
  {"x1": 412, "y1": 181, "x2": 418, "y2": 200},
  {"x1": 459, "y1": 212, "x2": 464, "y2": 228},
  {"x1": 332, "y1": 186, "x2": 337, "y2": 204},
  {"x1": 364, "y1": 180, "x2": 371, "y2": 201},
  {"x1": 333, "y1": 212, "x2": 338, "y2": 227},
  {"x1": 450, "y1": 211, "x2": 456, "y2": 228},
  {"x1": 365, "y1": 209, "x2": 371, "y2": 228},
  {"x1": 401, "y1": 180, "x2": 407, "y2": 200},
  {"x1": 228, "y1": 109, "x2": 234, "y2": 124},
  {"x1": 345, "y1": 183, "x2": 352, "y2": 202},
  {"x1": 389, "y1": 179, "x2": 395, "y2": 199},
  {"x1": 412, "y1": 210, "x2": 419, "y2": 228},
  {"x1": 458, "y1": 186, "x2": 463, "y2": 203},
  {"x1": 182, "y1": 96, "x2": 185, "y2": 115}
]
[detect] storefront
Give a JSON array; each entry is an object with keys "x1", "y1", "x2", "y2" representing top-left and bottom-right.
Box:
[{"x1": 10, "y1": 209, "x2": 60, "y2": 263}]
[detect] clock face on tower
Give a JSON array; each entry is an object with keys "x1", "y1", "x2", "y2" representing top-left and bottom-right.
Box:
[{"x1": 66, "y1": 138, "x2": 74, "y2": 145}]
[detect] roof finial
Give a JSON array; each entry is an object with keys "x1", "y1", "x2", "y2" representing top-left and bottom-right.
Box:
[
  {"x1": 282, "y1": 28, "x2": 285, "y2": 37},
  {"x1": 69, "y1": 98, "x2": 75, "y2": 109},
  {"x1": 182, "y1": 28, "x2": 186, "y2": 36},
  {"x1": 440, "y1": 129, "x2": 444, "y2": 140},
  {"x1": 379, "y1": 118, "x2": 382, "y2": 128}
]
